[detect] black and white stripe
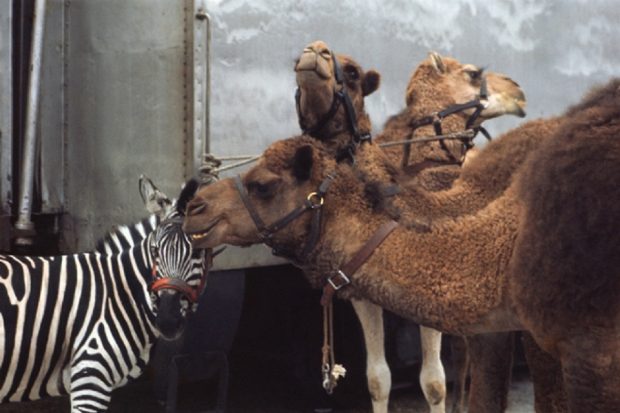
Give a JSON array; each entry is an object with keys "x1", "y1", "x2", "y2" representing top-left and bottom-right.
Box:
[{"x1": 0, "y1": 181, "x2": 206, "y2": 412}]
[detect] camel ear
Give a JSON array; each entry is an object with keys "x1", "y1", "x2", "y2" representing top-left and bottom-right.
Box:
[
  {"x1": 429, "y1": 51, "x2": 447, "y2": 74},
  {"x1": 176, "y1": 178, "x2": 200, "y2": 216},
  {"x1": 292, "y1": 145, "x2": 314, "y2": 182},
  {"x1": 362, "y1": 70, "x2": 381, "y2": 96}
]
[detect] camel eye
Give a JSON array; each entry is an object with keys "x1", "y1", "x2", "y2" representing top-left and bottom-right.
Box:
[
  {"x1": 248, "y1": 180, "x2": 278, "y2": 200},
  {"x1": 344, "y1": 65, "x2": 360, "y2": 81},
  {"x1": 466, "y1": 68, "x2": 483, "y2": 81}
]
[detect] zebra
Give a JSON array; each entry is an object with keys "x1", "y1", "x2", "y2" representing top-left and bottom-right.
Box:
[{"x1": 0, "y1": 175, "x2": 209, "y2": 412}]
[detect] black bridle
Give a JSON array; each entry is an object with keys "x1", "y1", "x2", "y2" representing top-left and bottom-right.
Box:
[
  {"x1": 295, "y1": 50, "x2": 371, "y2": 162},
  {"x1": 234, "y1": 173, "x2": 336, "y2": 261},
  {"x1": 402, "y1": 76, "x2": 492, "y2": 168}
]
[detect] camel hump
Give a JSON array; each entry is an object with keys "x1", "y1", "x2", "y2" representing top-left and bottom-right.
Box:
[{"x1": 511, "y1": 78, "x2": 620, "y2": 331}]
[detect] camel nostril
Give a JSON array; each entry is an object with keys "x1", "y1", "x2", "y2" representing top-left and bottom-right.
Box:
[{"x1": 186, "y1": 198, "x2": 207, "y2": 216}]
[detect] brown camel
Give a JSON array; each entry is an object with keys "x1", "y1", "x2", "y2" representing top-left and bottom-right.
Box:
[
  {"x1": 184, "y1": 77, "x2": 620, "y2": 410},
  {"x1": 295, "y1": 41, "x2": 402, "y2": 413},
  {"x1": 375, "y1": 52, "x2": 526, "y2": 191},
  {"x1": 295, "y1": 40, "x2": 533, "y2": 413},
  {"x1": 509, "y1": 79, "x2": 620, "y2": 411}
]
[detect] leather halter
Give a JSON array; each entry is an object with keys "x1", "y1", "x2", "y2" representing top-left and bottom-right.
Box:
[
  {"x1": 320, "y1": 220, "x2": 399, "y2": 306},
  {"x1": 295, "y1": 50, "x2": 371, "y2": 161},
  {"x1": 402, "y1": 76, "x2": 492, "y2": 168},
  {"x1": 234, "y1": 173, "x2": 336, "y2": 260}
]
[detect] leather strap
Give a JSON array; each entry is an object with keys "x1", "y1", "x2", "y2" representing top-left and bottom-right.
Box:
[
  {"x1": 234, "y1": 173, "x2": 336, "y2": 261},
  {"x1": 321, "y1": 220, "x2": 399, "y2": 305},
  {"x1": 295, "y1": 48, "x2": 372, "y2": 164}
]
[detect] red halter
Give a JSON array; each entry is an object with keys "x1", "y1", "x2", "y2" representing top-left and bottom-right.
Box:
[{"x1": 149, "y1": 258, "x2": 209, "y2": 304}]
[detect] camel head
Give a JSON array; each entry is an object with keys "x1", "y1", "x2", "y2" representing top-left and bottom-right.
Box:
[
  {"x1": 294, "y1": 40, "x2": 381, "y2": 151},
  {"x1": 406, "y1": 52, "x2": 527, "y2": 124},
  {"x1": 184, "y1": 137, "x2": 341, "y2": 257}
]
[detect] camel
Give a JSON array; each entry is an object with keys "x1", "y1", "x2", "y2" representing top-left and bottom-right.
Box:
[
  {"x1": 295, "y1": 41, "x2": 403, "y2": 413},
  {"x1": 375, "y1": 51, "x2": 526, "y2": 191},
  {"x1": 183, "y1": 78, "x2": 620, "y2": 411},
  {"x1": 294, "y1": 40, "x2": 530, "y2": 413}
]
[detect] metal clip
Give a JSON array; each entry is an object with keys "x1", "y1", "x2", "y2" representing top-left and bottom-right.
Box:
[
  {"x1": 322, "y1": 363, "x2": 333, "y2": 394},
  {"x1": 307, "y1": 192, "x2": 324, "y2": 209},
  {"x1": 328, "y1": 270, "x2": 350, "y2": 291}
]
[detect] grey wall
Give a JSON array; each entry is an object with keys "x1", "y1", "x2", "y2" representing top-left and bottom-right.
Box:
[
  {"x1": 3, "y1": 1, "x2": 618, "y2": 265},
  {"x1": 62, "y1": 0, "x2": 191, "y2": 249},
  {"x1": 206, "y1": 0, "x2": 620, "y2": 157},
  {"x1": 205, "y1": 0, "x2": 620, "y2": 269}
]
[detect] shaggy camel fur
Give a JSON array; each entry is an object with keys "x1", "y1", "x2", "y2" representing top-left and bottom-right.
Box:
[
  {"x1": 375, "y1": 52, "x2": 526, "y2": 191},
  {"x1": 509, "y1": 79, "x2": 620, "y2": 411},
  {"x1": 296, "y1": 42, "x2": 511, "y2": 413},
  {"x1": 184, "y1": 83, "x2": 620, "y2": 408},
  {"x1": 295, "y1": 41, "x2": 531, "y2": 413},
  {"x1": 296, "y1": 40, "x2": 444, "y2": 413},
  {"x1": 295, "y1": 41, "x2": 400, "y2": 413}
]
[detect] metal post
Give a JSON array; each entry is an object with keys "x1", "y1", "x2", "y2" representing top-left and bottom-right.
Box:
[
  {"x1": 15, "y1": 0, "x2": 47, "y2": 245},
  {"x1": 194, "y1": 1, "x2": 211, "y2": 170}
]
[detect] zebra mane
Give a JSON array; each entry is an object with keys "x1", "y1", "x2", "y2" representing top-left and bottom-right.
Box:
[{"x1": 95, "y1": 215, "x2": 160, "y2": 254}]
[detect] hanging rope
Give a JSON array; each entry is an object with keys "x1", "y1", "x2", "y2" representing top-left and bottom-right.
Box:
[
  {"x1": 321, "y1": 300, "x2": 346, "y2": 394},
  {"x1": 377, "y1": 129, "x2": 476, "y2": 149},
  {"x1": 199, "y1": 129, "x2": 479, "y2": 180}
]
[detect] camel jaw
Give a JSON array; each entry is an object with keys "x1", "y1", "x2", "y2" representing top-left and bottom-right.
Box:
[
  {"x1": 480, "y1": 93, "x2": 527, "y2": 121},
  {"x1": 295, "y1": 50, "x2": 332, "y2": 80}
]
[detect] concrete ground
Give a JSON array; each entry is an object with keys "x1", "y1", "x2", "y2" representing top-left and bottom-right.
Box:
[{"x1": 0, "y1": 366, "x2": 534, "y2": 412}]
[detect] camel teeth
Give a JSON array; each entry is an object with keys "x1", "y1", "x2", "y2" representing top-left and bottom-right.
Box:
[{"x1": 191, "y1": 232, "x2": 208, "y2": 240}]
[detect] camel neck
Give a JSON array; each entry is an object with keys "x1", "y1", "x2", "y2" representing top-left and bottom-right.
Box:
[
  {"x1": 312, "y1": 111, "x2": 373, "y2": 158},
  {"x1": 306, "y1": 186, "x2": 522, "y2": 335},
  {"x1": 353, "y1": 143, "x2": 483, "y2": 223}
]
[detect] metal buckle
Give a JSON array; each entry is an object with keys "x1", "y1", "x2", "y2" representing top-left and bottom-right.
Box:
[
  {"x1": 307, "y1": 192, "x2": 324, "y2": 208},
  {"x1": 328, "y1": 270, "x2": 351, "y2": 290}
]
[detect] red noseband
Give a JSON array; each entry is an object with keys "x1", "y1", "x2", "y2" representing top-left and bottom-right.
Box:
[{"x1": 150, "y1": 263, "x2": 207, "y2": 304}]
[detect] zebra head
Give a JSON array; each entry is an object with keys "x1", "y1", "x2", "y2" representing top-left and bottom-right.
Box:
[{"x1": 139, "y1": 175, "x2": 210, "y2": 341}]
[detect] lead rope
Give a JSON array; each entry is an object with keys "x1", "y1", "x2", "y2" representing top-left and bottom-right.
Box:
[{"x1": 321, "y1": 300, "x2": 346, "y2": 394}]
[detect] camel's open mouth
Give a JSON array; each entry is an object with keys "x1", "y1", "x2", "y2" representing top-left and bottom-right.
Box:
[{"x1": 187, "y1": 218, "x2": 220, "y2": 245}]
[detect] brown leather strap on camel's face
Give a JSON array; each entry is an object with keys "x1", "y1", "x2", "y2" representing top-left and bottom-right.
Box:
[
  {"x1": 234, "y1": 173, "x2": 336, "y2": 261},
  {"x1": 402, "y1": 75, "x2": 491, "y2": 168},
  {"x1": 321, "y1": 220, "x2": 399, "y2": 306},
  {"x1": 295, "y1": 48, "x2": 371, "y2": 162}
]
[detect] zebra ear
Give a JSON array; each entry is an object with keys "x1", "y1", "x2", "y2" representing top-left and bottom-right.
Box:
[
  {"x1": 139, "y1": 174, "x2": 172, "y2": 217},
  {"x1": 176, "y1": 179, "x2": 200, "y2": 216}
]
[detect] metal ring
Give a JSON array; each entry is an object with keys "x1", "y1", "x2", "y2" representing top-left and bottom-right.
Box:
[{"x1": 307, "y1": 192, "x2": 324, "y2": 207}]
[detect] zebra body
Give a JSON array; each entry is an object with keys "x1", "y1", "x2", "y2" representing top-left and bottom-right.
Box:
[
  {"x1": 0, "y1": 176, "x2": 206, "y2": 412},
  {"x1": 0, "y1": 240, "x2": 155, "y2": 409}
]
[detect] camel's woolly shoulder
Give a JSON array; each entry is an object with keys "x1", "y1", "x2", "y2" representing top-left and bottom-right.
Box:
[
  {"x1": 564, "y1": 78, "x2": 620, "y2": 117},
  {"x1": 458, "y1": 117, "x2": 562, "y2": 195},
  {"x1": 510, "y1": 79, "x2": 620, "y2": 333}
]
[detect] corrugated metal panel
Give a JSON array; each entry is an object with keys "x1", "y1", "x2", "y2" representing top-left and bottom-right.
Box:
[
  {"x1": 61, "y1": 0, "x2": 190, "y2": 250},
  {"x1": 204, "y1": 0, "x2": 619, "y2": 158},
  {"x1": 21, "y1": 0, "x2": 613, "y2": 266},
  {"x1": 202, "y1": 0, "x2": 620, "y2": 269},
  {"x1": 0, "y1": 2, "x2": 12, "y2": 216},
  {"x1": 0, "y1": 2, "x2": 12, "y2": 251},
  {"x1": 39, "y1": 0, "x2": 66, "y2": 214}
]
